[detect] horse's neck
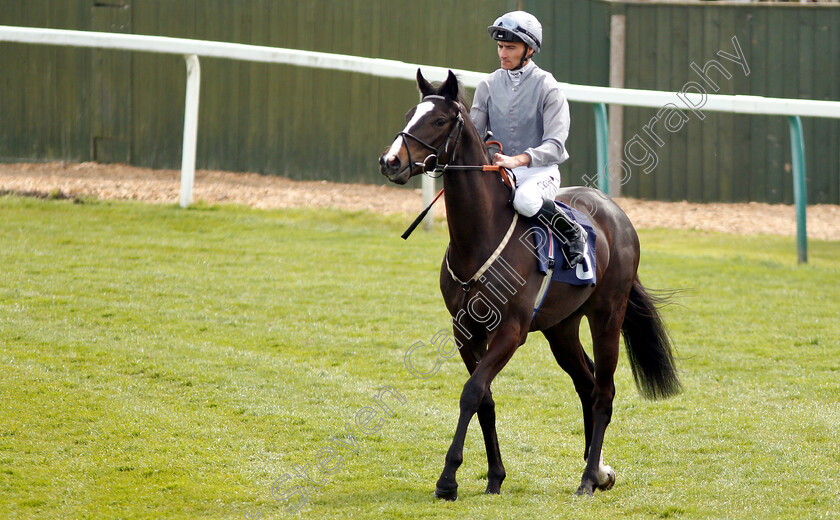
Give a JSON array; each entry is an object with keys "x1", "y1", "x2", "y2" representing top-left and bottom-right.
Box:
[{"x1": 443, "y1": 124, "x2": 515, "y2": 268}]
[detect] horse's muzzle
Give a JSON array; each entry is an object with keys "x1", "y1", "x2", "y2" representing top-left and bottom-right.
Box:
[{"x1": 379, "y1": 153, "x2": 410, "y2": 184}]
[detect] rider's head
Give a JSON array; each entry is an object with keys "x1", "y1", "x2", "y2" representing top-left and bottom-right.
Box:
[{"x1": 487, "y1": 11, "x2": 542, "y2": 71}]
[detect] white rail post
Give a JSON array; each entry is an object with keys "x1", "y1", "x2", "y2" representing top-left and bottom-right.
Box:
[
  {"x1": 180, "y1": 54, "x2": 201, "y2": 208},
  {"x1": 421, "y1": 174, "x2": 436, "y2": 231}
]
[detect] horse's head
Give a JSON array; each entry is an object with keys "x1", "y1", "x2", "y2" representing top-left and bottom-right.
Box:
[{"x1": 379, "y1": 69, "x2": 466, "y2": 184}]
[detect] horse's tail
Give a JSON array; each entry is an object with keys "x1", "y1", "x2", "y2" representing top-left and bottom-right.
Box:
[{"x1": 621, "y1": 278, "x2": 682, "y2": 400}]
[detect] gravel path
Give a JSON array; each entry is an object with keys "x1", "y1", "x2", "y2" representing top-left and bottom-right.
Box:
[{"x1": 2, "y1": 161, "x2": 838, "y2": 241}]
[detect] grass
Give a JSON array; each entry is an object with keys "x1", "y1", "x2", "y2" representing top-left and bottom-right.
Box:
[{"x1": 0, "y1": 195, "x2": 838, "y2": 519}]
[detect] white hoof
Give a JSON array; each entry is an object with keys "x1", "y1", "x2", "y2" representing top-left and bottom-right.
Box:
[
  {"x1": 597, "y1": 453, "x2": 615, "y2": 491},
  {"x1": 597, "y1": 465, "x2": 615, "y2": 490}
]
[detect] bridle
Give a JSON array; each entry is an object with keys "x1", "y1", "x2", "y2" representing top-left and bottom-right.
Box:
[
  {"x1": 393, "y1": 95, "x2": 466, "y2": 178},
  {"x1": 392, "y1": 95, "x2": 515, "y2": 190},
  {"x1": 396, "y1": 93, "x2": 516, "y2": 254}
]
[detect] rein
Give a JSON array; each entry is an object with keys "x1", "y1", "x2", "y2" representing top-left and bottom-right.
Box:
[{"x1": 399, "y1": 162, "x2": 514, "y2": 241}]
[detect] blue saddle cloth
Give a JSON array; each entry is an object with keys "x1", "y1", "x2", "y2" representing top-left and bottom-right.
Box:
[{"x1": 526, "y1": 201, "x2": 597, "y2": 286}]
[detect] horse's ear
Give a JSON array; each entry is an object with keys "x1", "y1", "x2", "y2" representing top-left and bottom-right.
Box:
[
  {"x1": 417, "y1": 69, "x2": 434, "y2": 97},
  {"x1": 441, "y1": 70, "x2": 459, "y2": 101}
]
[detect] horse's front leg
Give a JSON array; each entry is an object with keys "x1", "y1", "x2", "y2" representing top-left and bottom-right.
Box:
[{"x1": 434, "y1": 324, "x2": 521, "y2": 501}]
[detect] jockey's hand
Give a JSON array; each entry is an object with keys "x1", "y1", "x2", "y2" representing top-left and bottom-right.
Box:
[{"x1": 493, "y1": 152, "x2": 531, "y2": 169}]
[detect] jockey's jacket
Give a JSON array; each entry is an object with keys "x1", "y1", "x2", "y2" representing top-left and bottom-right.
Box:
[{"x1": 470, "y1": 59, "x2": 571, "y2": 184}]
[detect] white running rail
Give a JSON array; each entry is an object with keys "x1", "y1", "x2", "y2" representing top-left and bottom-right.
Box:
[{"x1": 2, "y1": 25, "x2": 839, "y2": 208}]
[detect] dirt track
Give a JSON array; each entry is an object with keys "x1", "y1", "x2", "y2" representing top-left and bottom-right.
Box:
[{"x1": 1, "y1": 161, "x2": 838, "y2": 241}]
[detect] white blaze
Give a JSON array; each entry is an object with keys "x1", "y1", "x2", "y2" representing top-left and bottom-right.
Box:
[{"x1": 385, "y1": 101, "x2": 436, "y2": 161}]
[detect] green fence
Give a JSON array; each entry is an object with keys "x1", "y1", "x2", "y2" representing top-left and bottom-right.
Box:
[
  {"x1": 1, "y1": 0, "x2": 837, "y2": 203},
  {"x1": 0, "y1": 1, "x2": 511, "y2": 185},
  {"x1": 612, "y1": 1, "x2": 840, "y2": 204}
]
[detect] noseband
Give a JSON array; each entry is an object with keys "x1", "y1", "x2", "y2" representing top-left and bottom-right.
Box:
[{"x1": 394, "y1": 95, "x2": 466, "y2": 177}]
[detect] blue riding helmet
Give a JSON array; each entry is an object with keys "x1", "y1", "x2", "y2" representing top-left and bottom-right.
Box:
[{"x1": 487, "y1": 11, "x2": 542, "y2": 53}]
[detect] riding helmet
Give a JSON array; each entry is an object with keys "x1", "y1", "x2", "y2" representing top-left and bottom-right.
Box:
[{"x1": 487, "y1": 11, "x2": 542, "y2": 53}]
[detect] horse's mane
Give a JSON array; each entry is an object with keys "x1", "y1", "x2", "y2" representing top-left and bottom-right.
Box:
[
  {"x1": 456, "y1": 87, "x2": 492, "y2": 164},
  {"x1": 455, "y1": 84, "x2": 472, "y2": 110}
]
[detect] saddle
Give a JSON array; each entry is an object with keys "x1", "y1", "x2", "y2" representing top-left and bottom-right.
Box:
[{"x1": 525, "y1": 201, "x2": 597, "y2": 318}]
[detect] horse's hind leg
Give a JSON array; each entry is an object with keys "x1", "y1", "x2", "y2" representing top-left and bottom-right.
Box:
[
  {"x1": 575, "y1": 304, "x2": 625, "y2": 496},
  {"x1": 542, "y1": 316, "x2": 597, "y2": 472}
]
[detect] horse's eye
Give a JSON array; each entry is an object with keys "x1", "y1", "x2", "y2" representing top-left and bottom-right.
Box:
[{"x1": 433, "y1": 118, "x2": 447, "y2": 127}]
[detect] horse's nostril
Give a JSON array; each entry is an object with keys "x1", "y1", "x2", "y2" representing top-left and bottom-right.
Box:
[{"x1": 379, "y1": 155, "x2": 401, "y2": 176}]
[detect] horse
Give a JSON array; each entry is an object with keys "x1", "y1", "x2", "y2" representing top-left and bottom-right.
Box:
[{"x1": 378, "y1": 69, "x2": 681, "y2": 499}]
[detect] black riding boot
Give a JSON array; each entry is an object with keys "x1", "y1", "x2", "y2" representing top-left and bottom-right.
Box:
[{"x1": 536, "y1": 199, "x2": 588, "y2": 268}]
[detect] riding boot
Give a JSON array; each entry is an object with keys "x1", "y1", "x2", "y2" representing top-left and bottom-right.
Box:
[{"x1": 537, "y1": 199, "x2": 588, "y2": 268}]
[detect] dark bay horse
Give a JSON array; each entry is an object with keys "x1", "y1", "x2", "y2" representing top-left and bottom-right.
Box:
[{"x1": 378, "y1": 70, "x2": 681, "y2": 498}]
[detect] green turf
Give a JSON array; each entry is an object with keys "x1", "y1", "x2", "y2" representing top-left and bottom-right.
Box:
[{"x1": 1, "y1": 195, "x2": 838, "y2": 519}]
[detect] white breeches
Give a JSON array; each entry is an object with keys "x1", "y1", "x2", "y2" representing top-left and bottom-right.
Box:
[{"x1": 511, "y1": 164, "x2": 562, "y2": 217}]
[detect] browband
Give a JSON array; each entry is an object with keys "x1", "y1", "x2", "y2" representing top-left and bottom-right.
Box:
[{"x1": 422, "y1": 95, "x2": 463, "y2": 110}]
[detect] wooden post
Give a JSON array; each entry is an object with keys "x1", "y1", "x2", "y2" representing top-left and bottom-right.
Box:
[
  {"x1": 608, "y1": 14, "x2": 625, "y2": 197},
  {"x1": 91, "y1": 1, "x2": 132, "y2": 164}
]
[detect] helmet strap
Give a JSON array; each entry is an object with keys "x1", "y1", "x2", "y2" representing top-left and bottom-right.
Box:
[{"x1": 513, "y1": 48, "x2": 535, "y2": 71}]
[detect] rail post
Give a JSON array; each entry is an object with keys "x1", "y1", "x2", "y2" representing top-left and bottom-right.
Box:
[
  {"x1": 593, "y1": 103, "x2": 609, "y2": 194},
  {"x1": 180, "y1": 54, "x2": 201, "y2": 208},
  {"x1": 788, "y1": 115, "x2": 807, "y2": 264}
]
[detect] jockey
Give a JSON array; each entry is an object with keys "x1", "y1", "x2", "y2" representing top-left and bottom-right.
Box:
[{"x1": 470, "y1": 11, "x2": 587, "y2": 268}]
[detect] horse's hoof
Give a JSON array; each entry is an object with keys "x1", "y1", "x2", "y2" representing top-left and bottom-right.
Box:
[
  {"x1": 597, "y1": 466, "x2": 616, "y2": 491},
  {"x1": 484, "y1": 486, "x2": 501, "y2": 495},
  {"x1": 574, "y1": 484, "x2": 595, "y2": 497},
  {"x1": 434, "y1": 486, "x2": 458, "y2": 501}
]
